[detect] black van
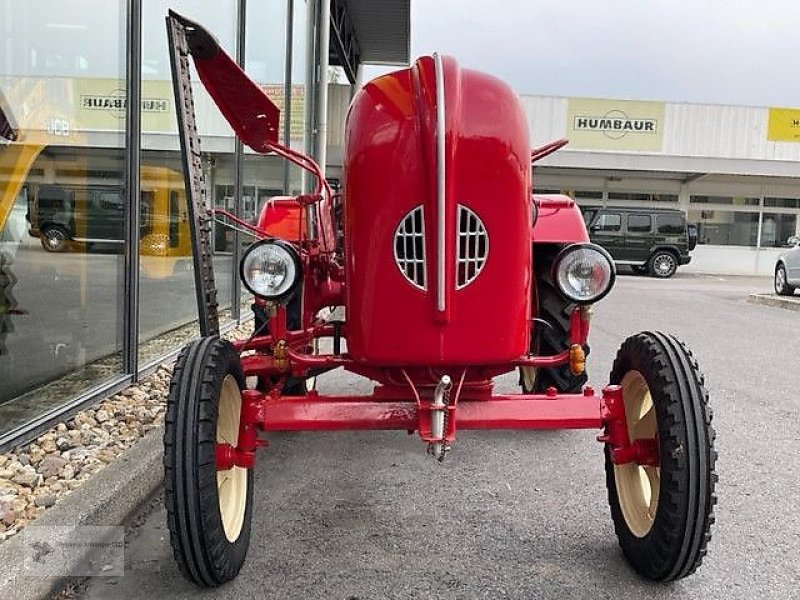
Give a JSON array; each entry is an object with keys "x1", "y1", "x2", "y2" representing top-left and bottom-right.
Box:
[{"x1": 583, "y1": 206, "x2": 696, "y2": 278}]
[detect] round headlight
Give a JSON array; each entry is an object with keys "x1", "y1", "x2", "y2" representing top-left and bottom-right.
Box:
[
  {"x1": 240, "y1": 239, "x2": 301, "y2": 302},
  {"x1": 552, "y1": 243, "x2": 615, "y2": 304}
]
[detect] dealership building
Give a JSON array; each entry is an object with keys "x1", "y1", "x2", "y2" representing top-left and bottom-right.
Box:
[{"x1": 521, "y1": 95, "x2": 800, "y2": 276}]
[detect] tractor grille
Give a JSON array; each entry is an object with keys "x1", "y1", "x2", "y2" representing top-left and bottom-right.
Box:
[
  {"x1": 456, "y1": 205, "x2": 488, "y2": 289},
  {"x1": 394, "y1": 206, "x2": 427, "y2": 289}
]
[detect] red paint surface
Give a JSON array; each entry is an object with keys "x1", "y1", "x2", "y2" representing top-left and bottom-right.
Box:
[
  {"x1": 258, "y1": 391, "x2": 603, "y2": 432},
  {"x1": 531, "y1": 195, "x2": 590, "y2": 243},
  {"x1": 256, "y1": 197, "x2": 304, "y2": 241},
  {"x1": 190, "y1": 44, "x2": 280, "y2": 151},
  {"x1": 344, "y1": 56, "x2": 531, "y2": 365}
]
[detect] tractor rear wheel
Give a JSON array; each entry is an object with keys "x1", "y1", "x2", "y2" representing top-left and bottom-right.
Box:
[
  {"x1": 520, "y1": 281, "x2": 588, "y2": 393},
  {"x1": 164, "y1": 337, "x2": 254, "y2": 587},
  {"x1": 604, "y1": 332, "x2": 716, "y2": 581}
]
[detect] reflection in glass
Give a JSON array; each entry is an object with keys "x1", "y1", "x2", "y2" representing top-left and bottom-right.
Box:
[
  {"x1": 138, "y1": 0, "x2": 237, "y2": 363},
  {"x1": 0, "y1": 1, "x2": 126, "y2": 435},
  {"x1": 688, "y1": 210, "x2": 759, "y2": 246},
  {"x1": 760, "y1": 213, "x2": 797, "y2": 248}
]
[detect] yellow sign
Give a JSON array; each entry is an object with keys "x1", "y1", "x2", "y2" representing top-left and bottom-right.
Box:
[
  {"x1": 567, "y1": 98, "x2": 665, "y2": 152},
  {"x1": 0, "y1": 76, "x2": 176, "y2": 135},
  {"x1": 767, "y1": 107, "x2": 800, "y2": 142},
  {"x1": 73, "y1": 78, "x2": 175, "y2": 133},
  {"x1": 261, "y1": 84, "x2": 306, "y2": 141}
]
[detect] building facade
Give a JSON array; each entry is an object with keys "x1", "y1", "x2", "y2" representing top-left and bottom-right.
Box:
[
  {"x1": 525, "y1": 95, "x2": 800, "y2": 276},
  {"x1": 0, "y1": 0, "x2": 409, "y2": 449}
]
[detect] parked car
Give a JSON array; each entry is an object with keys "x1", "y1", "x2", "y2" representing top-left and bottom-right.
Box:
[
  {"x1": 28, "y1": 166, "x2": 190, "y2": 258},
  {"x1": 774, "y1": 235, "x2": 800, "y2": 295},
  {"x1": 584, "y1": 206, "x2": 695, "y2": 278}
]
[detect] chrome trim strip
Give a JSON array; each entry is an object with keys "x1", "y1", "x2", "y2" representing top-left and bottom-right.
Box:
[
  {"x1": 614, "y1": 260, "x2": 647, "y2": 266},
  {"x1": 72, "y1": 237, "x2": 125, "y2": 244},
  {"x1": 434, "y1": 52, "x2": 446, "y2": 312}
]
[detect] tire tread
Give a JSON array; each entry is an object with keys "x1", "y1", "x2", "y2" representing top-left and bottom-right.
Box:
[
  {"x1": 164, "y1": 336, "x2": 253, "y2": 587},
  {"x1": 604, "y1": 331, "x2": 716, "y2": 581}
]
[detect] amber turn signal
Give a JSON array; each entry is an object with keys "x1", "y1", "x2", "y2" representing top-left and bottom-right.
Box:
[{"x1": 569, "y1": 343, "x2": 586, "y2": 376}]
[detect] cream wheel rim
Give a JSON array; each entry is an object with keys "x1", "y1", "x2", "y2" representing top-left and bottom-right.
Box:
[
  {"x1": 216, "y1": 375, "x2": 248, "y2": 542},
  {"x1": 614, "y1": 370, "x2": 660, "y2": 538},
  {"x1": 520, "y1": 366, "x2": 536, "y2": 391},
  {"x1": 307, "y1": 338, "x2": 320, "y2": 391}
]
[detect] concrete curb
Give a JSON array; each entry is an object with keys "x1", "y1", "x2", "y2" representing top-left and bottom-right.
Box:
[
  {"x1": 748, "y1": 292, "x2": 800, "y2": 312},
  {"x1": 0, "y1": 425, "x2": 164, "y2": 600}
]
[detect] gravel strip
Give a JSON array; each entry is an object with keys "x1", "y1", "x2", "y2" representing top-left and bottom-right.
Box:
[{"x1": 0, "y1": 324, "x2": 252, "y2": 543}]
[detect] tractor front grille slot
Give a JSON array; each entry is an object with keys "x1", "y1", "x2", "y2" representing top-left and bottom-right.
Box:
[
  {"x1": 394, "y1": 205, "x2": 427, "y2": 290},
  {"x1": 456, "y1": 205, "x2": 488, "y2": 289}
]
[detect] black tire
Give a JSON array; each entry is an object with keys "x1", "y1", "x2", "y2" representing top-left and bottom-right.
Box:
[
  {"x1": 520, "y1": 281, "x2": 588, "y2": 393},
  {"x1": 164, "y1": 337, "x2": 254, "y2": 587},
  {"x1": 648, "y1": 250, "x2": 678, "y2": 278},
  {"x1": 774, "y1": 263, "x2": 794, "y2": 296},
  {"x1": 40, "y1": 226, "x2": 69, "y2": 252},
  {"x1": 604, "y1": 332, "x2": 717, "y2": 581}
]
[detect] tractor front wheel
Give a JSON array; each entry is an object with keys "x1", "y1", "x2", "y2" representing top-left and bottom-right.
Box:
[
  {"x1": 604, "y1": 331, "x2": 716, "y2": 581},
  {"x1": 164, "y1": 337, "x2": 254, "y2": 587}
]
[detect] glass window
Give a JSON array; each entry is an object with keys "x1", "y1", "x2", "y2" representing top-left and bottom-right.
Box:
[
  {"x1": 138, "y1": 0, "x2": 237, "y2": 364},
  {"x1": 687, "y1": 210, "x2": 759, "y2": 246},
  {"x1": 581, "y1": 208, "x2": 597, "y2": 225},
  {"x1": 594, "y1": 213, "x2": 621, "y2": 231},
  {"x1": 763, "y1": 197, "x2": 800, "y2": 209},
  {"x1": 0, "y1": 0, "x2": 126, "y2": 437},
  {"x1": 608, "y1": 192, "x2": 678, "y2": 203},
  {"x1": 627, "y1": 214, "x2": 652, "y2": 232},
  {"x1": 574, "y1": 190, "x2": 604, "y2": 200},
  {"x1": 289, "y1": 0, "x2": 308, "y2": 195},
  {"x1": 690, "y1": 195, "x2": 760, "y2": 206},
  {"x1": 657, "y1": 214, "x2": 685, "y2": 235},
  {"x1": 760, "y1": 213, "x2": 797, "y2": 248}
]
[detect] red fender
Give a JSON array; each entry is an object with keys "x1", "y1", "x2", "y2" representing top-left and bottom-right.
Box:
[{"x1": 531, "y1": 195, "x2": 589, "y2": 244}]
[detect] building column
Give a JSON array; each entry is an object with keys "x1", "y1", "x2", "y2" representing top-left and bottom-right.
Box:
[
  {"x1": 231, "y1": 0, "x2": 246, "y2": 322},
  {"x1": 313, "y1": 0, "x2": 330, "y2": 178},
  {"x1": 123, "y1": 0, "x2": 142, "y2": 377}
]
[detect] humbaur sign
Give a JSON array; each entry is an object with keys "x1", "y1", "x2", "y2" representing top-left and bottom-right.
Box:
[
  {"x1": 73, "y1": 79, "x2": 176, "y2": 131},
  {"x1": 81, "y1": 90, "x2": 170, "y2": 117},
  {"x1": 567, "y1": 98, "x2": 665, "y2": 151},
  {"x1": 573, "y1": 112, "x2": 657, "y2": 137}
]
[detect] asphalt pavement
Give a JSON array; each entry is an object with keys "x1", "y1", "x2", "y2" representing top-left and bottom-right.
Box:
[{"x1": 77, "y1": 273, "x2": 800, "y2": 600}]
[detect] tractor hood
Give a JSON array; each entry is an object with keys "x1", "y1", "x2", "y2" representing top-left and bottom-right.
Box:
[{"x1": 343, "y1": 55, "x2": 532, "y2": 365}]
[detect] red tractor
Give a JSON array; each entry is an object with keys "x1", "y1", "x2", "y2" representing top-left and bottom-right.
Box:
[{"x1": 164, "y1": 12, "x2": 716, "y2": 588}]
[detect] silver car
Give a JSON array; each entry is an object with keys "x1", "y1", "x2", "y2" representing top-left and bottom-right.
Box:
[{"x1": 775, "y1": 235, "x2": 800, "y2": 295}]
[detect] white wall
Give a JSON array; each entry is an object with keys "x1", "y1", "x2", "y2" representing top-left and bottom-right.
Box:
[
  {"x1": 683, "y1": 245, "x2": 782, "y2": 276},
  {"x1": 523, "y1": 93, "x2": 800, "y2": 164}
]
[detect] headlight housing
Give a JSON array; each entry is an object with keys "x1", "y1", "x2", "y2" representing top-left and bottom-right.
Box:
[
  {"x1": 239, "y1": 239, "x2": 301, "y2": 303},
  {"x1": 552, "y1": 243, "x2": 615, "y2": 304}
]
